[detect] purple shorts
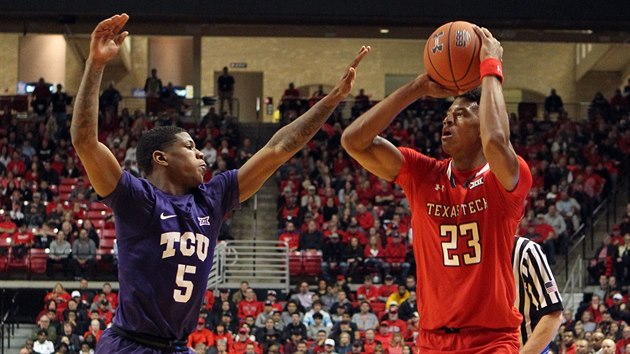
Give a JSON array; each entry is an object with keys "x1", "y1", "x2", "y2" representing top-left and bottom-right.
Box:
[{"x1": 96, "y1": 328, "x2": 194, "y2": 354}]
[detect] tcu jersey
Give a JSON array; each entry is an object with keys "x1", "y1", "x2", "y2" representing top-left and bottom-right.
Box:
[
  {"x1": 100, "y1": 170, "x2": 239, "y2": 340},
  {"x1": 395, "y1": 147, "x2": 532, "y2": 331}
]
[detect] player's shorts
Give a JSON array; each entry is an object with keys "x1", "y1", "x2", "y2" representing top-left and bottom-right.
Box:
[
  {"x1": 418, "y1": 326, "x2": 520, "y2": 354},
  {"x1": 96, "y1": 327, "x2": 194, "y2": 354}
]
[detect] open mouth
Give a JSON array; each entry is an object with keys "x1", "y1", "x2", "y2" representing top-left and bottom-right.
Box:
[{"x1": 442, "y1": 130, "x2": 453, "y2": 139}]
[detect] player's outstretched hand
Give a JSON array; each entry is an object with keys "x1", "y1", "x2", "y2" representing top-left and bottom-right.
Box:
[
  {"x1": 412, "y1": 73, "x2": 459, "y2": 97},
  {"x1": 89, "y1": 13, "x2": 130, "y2": 66},
  {"x1": 328, "y1": 46, "x2": 371, "y2": 101},
  {"x1": 473, "y1": 26, "x2": 503, "y2": 62}
]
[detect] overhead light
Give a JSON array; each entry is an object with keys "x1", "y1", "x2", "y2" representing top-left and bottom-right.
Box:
[{"x1": 380, "y1": 28, "x2": 390, "y2": 34}]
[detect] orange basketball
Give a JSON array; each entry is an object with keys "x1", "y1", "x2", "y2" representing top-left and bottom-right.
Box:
[{"x1": 423, "y1": 21, "x2": 481, "y2": 92}]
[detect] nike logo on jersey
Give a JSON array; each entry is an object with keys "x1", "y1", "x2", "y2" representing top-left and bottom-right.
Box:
[
  {"x1": 435, "y1": 184, "x2": 445, "y2": 192},
  {"x1": 160, "y1": 213, "x2": 177, "y2": 220}
]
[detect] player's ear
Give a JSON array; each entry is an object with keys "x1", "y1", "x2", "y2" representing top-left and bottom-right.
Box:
[{"x1": 152, "y1": 150, "x2": 168, "y2": 167}]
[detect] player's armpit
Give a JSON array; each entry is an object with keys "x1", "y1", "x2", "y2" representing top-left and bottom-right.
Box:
[
  {"x1": 344, "y1": 136, "x2": 403, "y2": 182},
  {"x1": 74, "y1": 141, "x2": 122, "y2": 197}
]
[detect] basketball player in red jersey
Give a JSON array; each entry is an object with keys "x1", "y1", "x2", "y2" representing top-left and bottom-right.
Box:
[{"x1": 341, "y1": 27, "x2": 531, "y2": 353}]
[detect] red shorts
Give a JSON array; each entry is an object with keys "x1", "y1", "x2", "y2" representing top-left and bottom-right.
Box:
[{"x1": 418, "y1": 327, "x2": 519, "y2": 354}]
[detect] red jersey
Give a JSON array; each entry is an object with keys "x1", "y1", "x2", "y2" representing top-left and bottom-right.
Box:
[
  {"x1": 395, "y1": 148, "x2": 531, "y2": 331},
  {"x1": 238, "y1": 299, "x2": 262, "y2": 319}
]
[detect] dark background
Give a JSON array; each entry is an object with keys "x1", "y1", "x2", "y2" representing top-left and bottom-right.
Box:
[{"x1": 0, "y1": 1, "x2": 628, "y2": 42}]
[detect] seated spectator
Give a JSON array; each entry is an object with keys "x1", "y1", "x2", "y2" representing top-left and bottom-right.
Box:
[
  {"x1": 321, "y1": 233, "x2": 348, "y2": 282},
  {"x1": 306, "y1": 313, "x2": 330, "y2": 340},
  {"x1": 71, "y1": 230, "x2": 96, "y2": 280},
  {"x1": 281, "y1": 300, "x2": 304, "y2": 326},
  {"x1": 282, "y1": 312, "x2": 307, "y2": 343},
  {"x1": 382, "y1": 233, "x2": 411, "y2": 282},
  {"x1": 57, "y1": 321, "x2": 81, "y2": 353},
  {"x1": 33, "y1": 329, "x2": 55, "y2": 354},
  {"x1": 352, "y1": 88, "x2": 371, "y2": 116},
  {"x1": 32, "y1": 314, "x2": 57, "y2": 343},
  {"x1": 238, "y1": 287, "x2": 262, "y2": 321},
  {"x1": 386, "y1": 285, "x2": 410, "y2": 309},
  {"x1": 299, "y1": 220, "x2": 324, "y2": 251},
  {"x1": 255, "y1": 318, "x2": 278, "y2": 344},
  {"x1": 213, "y1": 324, "x2": 233, "y2": 350},
  {"x1": 398, "y1": 291, "x2": 417, "y2": 321},
  {"x1": 282, "y1": 329, "x2": 306, "y2": 354},
  {"x1": 44, "y1": 283, "x2": 71, "y2": 316},
  {"x1": 255, "y1": 301, "x2": 276, "y2": 329},
  {"x1": 351, "y1": 301, "x2": 379, "y2": 332},
  {"x1": 188, "y1": 316, "x2": 215, "y2": 349},
  {"x1": 374, "y1": 322, "x2": 393, "y2": 347},
  {"x1": 11, "y1": 223, "x2": 34, "y2": 259},
  {"x1": 588, "y1": 236, "x2": 618, "y2": 284},
  {"x1": 363, "y1": 235, "x2": 385, "y2": 278},
  {"x1": 308, "y1": 330, "x2": 328, "y2": 353},
  {"x1": 345, "y1": 237, "x2": 364, "y2": 283},
  {"x1": 362, "y1": 328, "x2": 382, "y2": 353},
  {"x1": 94, "y1": 299, "x2": 113, "y2": 326},
  {"x1": 356, "y1": 275, "x2": 379, "y2": 303},
  {"x1": 47, "y1": 230, "x2": 72, "y2": 279},
  {"x1": 278, "y1": 221, "x2": 300, "y2": 251},
  {"x1": 290, "y1": 281, "x2": 315, "y2": 310},
  {"x1": 380, "y1": 305, "x2": 407, "y2": 335},
  {"x1": 303, "y1": 300, "x2": 333, "y2": 329},
  {"x1": 377, "y1": 275, "x2": 398, "y2": 302}
]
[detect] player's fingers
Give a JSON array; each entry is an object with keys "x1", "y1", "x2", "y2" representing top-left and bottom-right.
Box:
[
  {"x1": 111, "y1": 13, "x2": 130, "y2": 34},
  {"x1": 350, "y1": 46, "x2": 371, "y2": 69},
  {"x1": 114, "y1": 31, "x2": 129, "y2": 46}
]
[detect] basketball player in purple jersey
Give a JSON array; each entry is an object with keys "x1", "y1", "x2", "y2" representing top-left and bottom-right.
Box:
[{"x1": 71, "y1": 13, "x2": 370, "y2": 354}]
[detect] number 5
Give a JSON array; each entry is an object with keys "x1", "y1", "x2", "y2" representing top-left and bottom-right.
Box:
[
  {"x1": 440, "y1": 222, "x2": 481, "y2": 266},
  {"x1": 173, "y1": 264, "x2": 197, "y2": 303}
]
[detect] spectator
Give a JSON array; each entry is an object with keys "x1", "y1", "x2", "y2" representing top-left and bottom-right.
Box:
[
  {"x1": 33, "y1": 329, "x2": 55, "y2": 354},
  {"x1": 47, "y1": 230, "x2": 72, "y2": 279},
  {"x1": 217, "y1": 66, "x2": 235, "y2": 116},
  {"x1": 386, "y1": 285, "x2": 410, "y2": 309},
  {"x1": 278, "y1": 221, "x2": 300, "y2": 252},
  {"x1": 398, "y1": 291, "x2": 417, "y2": 321},
  {"x1": 303, "y1": 300, "x2": 333, "y2": 329},
  {"x1": 299, "y1": 220, "x2": 324, "y2": 251},
  {"x1": 356, "y1": 276, "x2": 379, "y2": 303},
  {"x1": 321, "y1": 233, "x2": 348, "y2": 282},
  {"x1": 71, "y1": 229, "x2": 96, "y2": 280},
  {"x1": 255, "y1": 301, "x2": 276, "y2": 329},
  {"x1": 32, "y1": 314, "x2": 57, "y2": 343},
  {"x1": 301, "y1": 184, "x2": 321, "y2": 209},
  {"x1": 188, "y1": 317, "x2": 215, "y2": 349},
  {"x1": 544, "y1": 89, "x2": 564, "y2": 116},
  {"x1": 363, "y1": 235, "x2": 385, "y2": 278},
  {"x1": 81, "y1": 319, "x2": 102, "y2": 346},
  {"x1": 377, "y1": 275, "x2": 397, "y2": 302},
  {"x1": 50, "y1": 84, "x2": 71, "y2": 130},
  {"x1": 345, "y1": 237, "x2": 364, "y2": 282},
  {"x1": 144, "y1": 68, "x2": 163, "y2": 98},
  {"x1": 383, "y1": 233, "x2": 411, "y2": 282},
  {"x1": 32, "y1": 78, "x2": 52, "y2": 116},
  {"x1": 57, "y1": 321, "x2": 82, "y2": 353},
  {"x1": 99, "y1": 82, "x2": 122, "y2": 116},
  {"x1": 281, "y1": 300, "x2": 303, "y2": 326},
  {"x1": 556, "y1": 191, "x2": 581, "y2": 232},
  {"x1": 589, "y1": 91, "x2": 611, "y2": 120},
  {"x1": 306, "y1": 313, "x2": 330, "y2": 340},
  {"x1": 351, "y1": 301, "x2": 379, "y2": 332},
  {"x1": 238, "y1": 288, "x2": 262, "y2": 320}
]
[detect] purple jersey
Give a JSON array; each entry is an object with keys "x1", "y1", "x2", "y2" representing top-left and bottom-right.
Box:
[{"x1": 100, "y1": 170, "x2": 239, "y2": 339}]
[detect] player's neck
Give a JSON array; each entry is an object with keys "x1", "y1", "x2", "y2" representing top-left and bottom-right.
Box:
[
  {"x1": 451, "y1": 152, "x2": 487, "y2": 172},
  {"x1": 147, "y1": 172, "x2": 189, "y2": 195}
]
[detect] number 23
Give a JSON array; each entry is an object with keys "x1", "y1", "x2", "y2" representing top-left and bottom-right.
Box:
[{"x1": 440, "y1": 222, "x2": 481, "y2": 266}]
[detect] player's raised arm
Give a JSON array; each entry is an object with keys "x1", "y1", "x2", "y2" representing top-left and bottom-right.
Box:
[
  {"x1": 341, "y1": 73, "x2": 455, "y2": 182},
  {"x1": 71, "y1": 14, "x2": 129, "y2": 197},
  {"x1": 474, "y1": 26, "x2": 520, "y2": 191},
  {"x1": 238, "y1": 46, "x2": 370, "y2": 202}
]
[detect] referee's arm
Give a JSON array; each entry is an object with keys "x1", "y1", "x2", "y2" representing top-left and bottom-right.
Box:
[{"x1": 520, "y1": 310, "x2": 562, "y2": 354}]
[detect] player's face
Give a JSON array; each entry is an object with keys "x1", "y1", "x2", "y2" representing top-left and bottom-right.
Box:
[
  {"x1": 441, "y1": 97, "x2": 481, "y2": 158},
  {"x1": 164, "y1": 132, "x2": 206, "y2": 188}
]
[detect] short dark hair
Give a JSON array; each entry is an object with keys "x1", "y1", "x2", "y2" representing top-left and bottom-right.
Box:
[
  {"x1": 136, "y1": 126, "x2": 186, "y2": 175},
  {"x1": 458, "y1": 87, "x2": 481, "y2": 105}
]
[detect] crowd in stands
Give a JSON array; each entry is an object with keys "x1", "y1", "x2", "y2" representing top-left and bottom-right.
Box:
[
  {"x1": 0, "y1": 76, "x2": 241, "y2": 280},
  {"x1": 21, "y1": 277, "x2": 421, "y2": 354},
  {"x1": 4, "y1": 72, "x2": 630, "y2": 354}
]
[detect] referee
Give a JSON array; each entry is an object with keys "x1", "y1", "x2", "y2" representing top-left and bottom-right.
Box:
[{"x1": 513, "y1": 236, "x2": 564, "y2": 354}]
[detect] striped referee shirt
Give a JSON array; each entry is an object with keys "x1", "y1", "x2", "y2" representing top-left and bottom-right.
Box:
[{"x1": 512, "y1": 236, "x2": 564, "y2": 346}]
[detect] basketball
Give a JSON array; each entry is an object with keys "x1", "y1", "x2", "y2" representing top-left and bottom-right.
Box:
[{"x1": 423, "y1": 21, "x2": 481, "y2": 92}]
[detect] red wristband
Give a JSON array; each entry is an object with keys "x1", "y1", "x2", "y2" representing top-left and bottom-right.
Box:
[{"x1": 480, "y1": 57, "x2": 504, "y2": 83}]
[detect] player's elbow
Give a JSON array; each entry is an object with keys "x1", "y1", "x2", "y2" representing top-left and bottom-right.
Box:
[{"x1": 341, "y1": 129, "x2": 363, "y2": 155}]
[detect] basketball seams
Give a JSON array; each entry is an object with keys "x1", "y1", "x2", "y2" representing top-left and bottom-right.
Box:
[
  {"x1": 425, "y1": 33, "x2": 454, "y2": 85},
  {"x1": 446, "y1": 22, "x2": 460, "y2": 91},
  {"x1": 456, "y1": 25, "x2": 478, "y2": 84}
]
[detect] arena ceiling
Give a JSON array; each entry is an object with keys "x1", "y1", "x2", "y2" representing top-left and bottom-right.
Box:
[{"x1": 0, "y1": 0, "x2": 628, "y2": 43}]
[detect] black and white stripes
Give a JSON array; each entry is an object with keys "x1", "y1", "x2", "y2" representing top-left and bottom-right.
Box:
[{"x1": 512, "y1": 236, "x2": 564, "y2": 345}]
